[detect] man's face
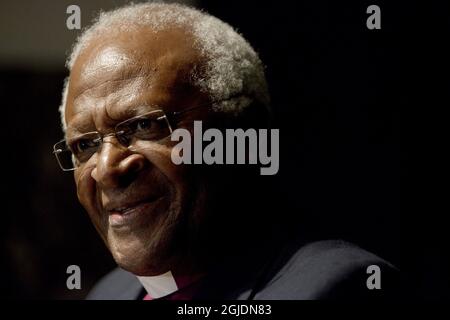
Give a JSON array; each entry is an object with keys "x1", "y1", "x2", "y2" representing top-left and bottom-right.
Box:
[{"x1": 64, "y1": 26, "x2": 211, "y2": 276}]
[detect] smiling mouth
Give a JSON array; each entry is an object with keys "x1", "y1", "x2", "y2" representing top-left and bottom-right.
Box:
[{"x1": 108, "y1": 196, "x2": 164, "y2": 228}]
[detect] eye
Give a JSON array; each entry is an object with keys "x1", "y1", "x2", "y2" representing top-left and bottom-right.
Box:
[
  {"x1": 115, "y1": 111, "x2": 170, "y2": 143},
  {"x1": 70, "y1": 137, "x2": 101, "y2": 161},
  {"x1": 136, "y1": 118, "x2": 152, "y2": 131}
]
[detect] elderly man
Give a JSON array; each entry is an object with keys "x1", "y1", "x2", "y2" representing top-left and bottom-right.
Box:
[{"x1": 54, "y1": 2, "x2": 401, "y2": 300}]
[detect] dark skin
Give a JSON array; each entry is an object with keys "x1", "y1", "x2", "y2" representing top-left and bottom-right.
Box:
[{"x1": 65, "y1": 25, "x2": 214, "y2": 276}]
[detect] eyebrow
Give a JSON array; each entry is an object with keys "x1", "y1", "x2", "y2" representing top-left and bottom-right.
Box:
[
  {"x1": 110, "y1": 104, "x2": 157, "y2": 119},
  {"x1": 65, "y1": 104, "x2": 163, "y2": 138}
]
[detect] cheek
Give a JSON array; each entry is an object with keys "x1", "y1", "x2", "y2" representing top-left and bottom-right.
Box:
[
  {"x1": 134, "y1": 141, "x2": 199, "y2": 216},
  {"x1": 74, "y1": 165, "x2": 100, "y2": 219},
  {"x1": 134, "y1": 141, "x2": 190, "y2": 186}
]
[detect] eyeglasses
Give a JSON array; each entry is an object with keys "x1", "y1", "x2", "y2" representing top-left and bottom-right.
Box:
[{"x1": 53, "y1": 105, "x2": 204, "y2": 171}]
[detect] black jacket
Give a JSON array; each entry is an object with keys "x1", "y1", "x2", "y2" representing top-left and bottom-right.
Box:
[{"x1": 86, "y1": 240, "x2": 402, "y2": 300}]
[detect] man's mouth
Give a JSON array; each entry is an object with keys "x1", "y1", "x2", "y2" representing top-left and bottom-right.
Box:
[{"x1": 107, "y1": 196, "x2": 164, "y2": 228}]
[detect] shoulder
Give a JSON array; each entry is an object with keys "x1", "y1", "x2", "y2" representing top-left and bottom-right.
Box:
[
  {"x1": 86, "y1": 267, "x2": 143, "y2": 300},
  {"x1": 254, "y1": 240, "x2": 402, "y2": 300}
]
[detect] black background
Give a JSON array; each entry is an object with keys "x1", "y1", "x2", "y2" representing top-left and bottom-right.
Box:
[{"x1": 0, "y1": 0, "x2": 448, "y2": 299}]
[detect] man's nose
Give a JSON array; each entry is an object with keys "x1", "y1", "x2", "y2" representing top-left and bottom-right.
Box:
[{"x1": 90, "y1": 139, "x2": 147, "y2": 188}]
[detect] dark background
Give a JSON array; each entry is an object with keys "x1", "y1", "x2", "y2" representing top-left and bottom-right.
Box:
[{"x1": 0, "y1": 0, "x2": 448, "y2": 299}]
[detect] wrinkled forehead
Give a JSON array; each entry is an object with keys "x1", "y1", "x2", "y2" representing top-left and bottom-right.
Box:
[{"x1": 65, "y1": 25, "x2": 207, "y2": 126}]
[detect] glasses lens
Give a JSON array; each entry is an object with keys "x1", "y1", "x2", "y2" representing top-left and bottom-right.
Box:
[
  {"x1": 68, "y1": 132, "x2": 102, "y2": 164},
  {"x1": 53, "y1": 141, "x2": 76, "y2": 171},
  {"x1": 116, "y1": 110, "x2": 172, "y2": 145}
]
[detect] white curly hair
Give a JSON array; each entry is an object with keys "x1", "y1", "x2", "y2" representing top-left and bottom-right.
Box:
[{"x1": 59, "y1": 1, "x2": 270, "y2": 131}]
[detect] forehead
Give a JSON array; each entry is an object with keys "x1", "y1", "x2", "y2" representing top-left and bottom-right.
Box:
[{"x1": 65, "y1": 26, "x2": 208, "y2": 135}]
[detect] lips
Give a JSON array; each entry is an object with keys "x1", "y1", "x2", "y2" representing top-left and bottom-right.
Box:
[
  {"x1": 106, "y1": 196, "x2": 164, "y2": 228},
  {"x1": 111, "y1": 201, "x2": 149, "y2": 214}
]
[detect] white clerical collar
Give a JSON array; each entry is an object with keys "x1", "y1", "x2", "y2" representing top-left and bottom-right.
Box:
[{"x1": 137, "y1": 270, "x2": 178, "y2": 299}]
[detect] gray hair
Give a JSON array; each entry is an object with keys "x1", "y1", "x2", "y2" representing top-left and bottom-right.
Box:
[{"x1": 59, "y1": 2, "x2": 270, "y2": 131}]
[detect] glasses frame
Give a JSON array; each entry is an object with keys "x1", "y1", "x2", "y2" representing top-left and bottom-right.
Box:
[{"x1": 53, "y1": 104, "x2": 207, "y2": 171}]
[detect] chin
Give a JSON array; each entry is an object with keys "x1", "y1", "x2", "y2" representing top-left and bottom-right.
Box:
[
  {"x1": 99, "y1": 183, "x2": 202, "y2": 276},
  {"x1": 116, "y1": 257, "x2": 170, "y2": 276},
  {"x1": 100, "y1": 194, "x2": 185, "y2": 276},
  {"x1": 105, "y1": 220, "x2": 183, "y2": 276},
  {"x1": 109, "y1": 241, "x2": 176, "y2": 276}
]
